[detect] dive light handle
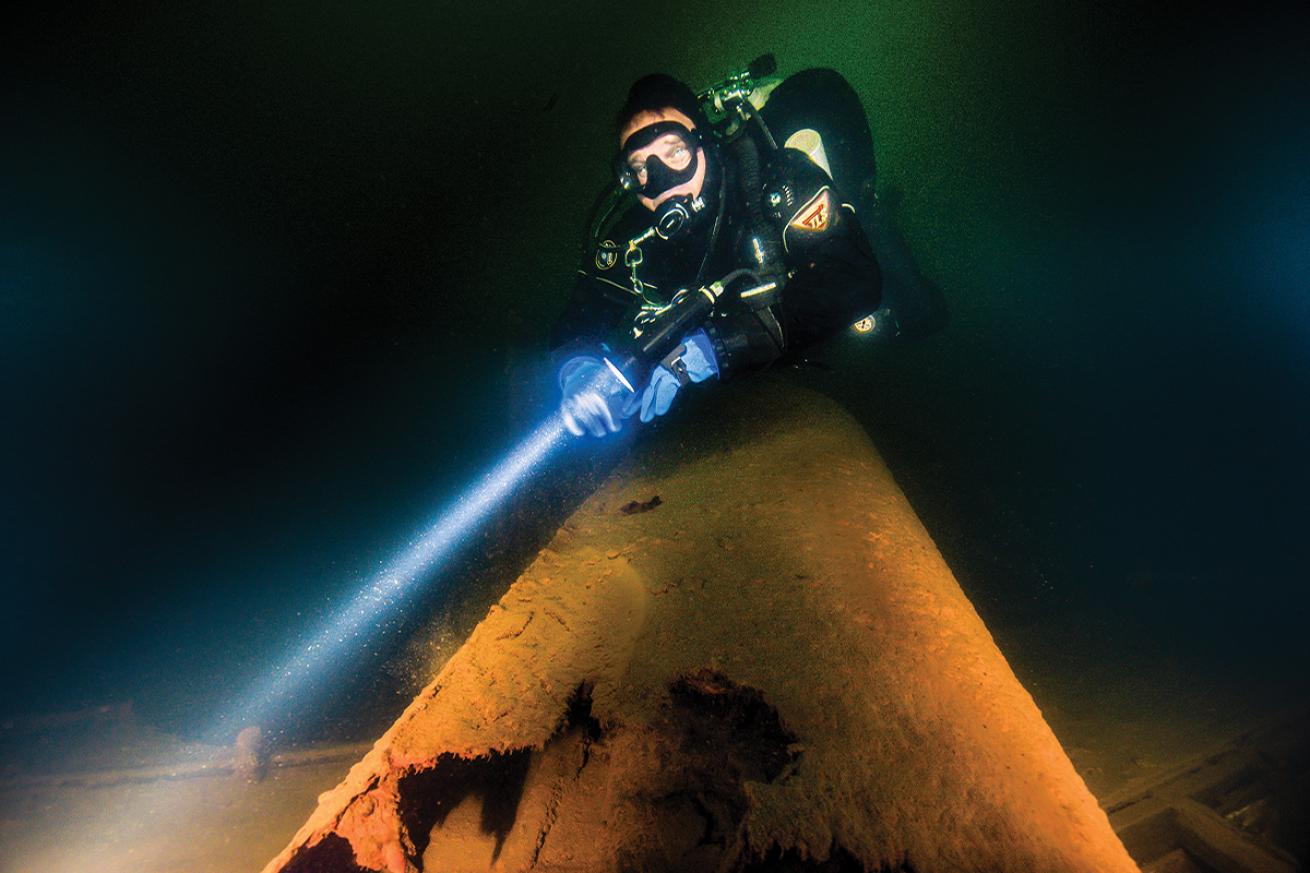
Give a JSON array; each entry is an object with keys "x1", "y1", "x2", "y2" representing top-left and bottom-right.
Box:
[
  {"x1": 638, "y1": 286, "x2": 720, "y2": 359},
  {"x1": 602, "y1": 285, "x2": 722, "y2": 395},
  {"x1": 602, "y1": 274, "x2": 779, "y2": 396}
]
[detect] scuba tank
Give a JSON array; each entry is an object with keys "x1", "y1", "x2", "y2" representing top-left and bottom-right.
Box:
[
  {"x1": 707, "y1": 59, "x2": 948, "y2": 342},
  {"x1": 758, "y1": 67, "x2": 949, "y2": 341}
]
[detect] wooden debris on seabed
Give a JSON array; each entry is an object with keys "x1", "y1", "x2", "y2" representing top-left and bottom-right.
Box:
[{"x1": 1107, "y1": 711, "x2": 1309, "y2": 873}]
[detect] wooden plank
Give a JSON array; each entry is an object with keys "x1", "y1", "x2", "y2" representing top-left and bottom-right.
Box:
[
  {"x1": 1172, "y1": 799, "x2": 1297, "y2": 873},
  {"x1": 1114, "y1": 803, "x2": 1184, "y2": 866}
]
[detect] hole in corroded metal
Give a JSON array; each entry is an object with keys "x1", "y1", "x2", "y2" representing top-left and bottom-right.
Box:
[
  {"x1": 396, "y1": 748, "x2": 532, "y2": 866},
  {"x1": 280, "y1": 833, "x2": 372, "y2": 873},
  {"x1": 668, "y1": 668, "x2": 800, "y2": 785},
  {"x1": 615, "y1": 669, "x2": 805, "y2": 870},
  {"x1": 394, "y1": 683, "x2": 601, "y2": 869}
]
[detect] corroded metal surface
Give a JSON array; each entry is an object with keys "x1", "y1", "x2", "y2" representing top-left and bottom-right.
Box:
[{"x1": 264, "y1": 378, "x2": 1139, "y2": 873}]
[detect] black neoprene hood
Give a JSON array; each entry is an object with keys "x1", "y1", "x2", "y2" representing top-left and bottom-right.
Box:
[{"x1": 615, "y1": 73, "x2": 710, "y2": 137}]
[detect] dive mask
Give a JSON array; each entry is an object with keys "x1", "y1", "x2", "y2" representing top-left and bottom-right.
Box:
[{"x1": 615, "y1": 121, "x2": 701, "y2": 198}]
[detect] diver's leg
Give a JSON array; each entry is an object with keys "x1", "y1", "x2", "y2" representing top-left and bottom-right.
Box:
[{"x1": 866, "y1": 189, "x2": 950, "y2": 340}]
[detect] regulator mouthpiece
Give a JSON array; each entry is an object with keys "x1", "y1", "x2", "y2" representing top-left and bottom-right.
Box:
[{"x1": 654, "y1": 194, "x2": 705, "y2": 240}]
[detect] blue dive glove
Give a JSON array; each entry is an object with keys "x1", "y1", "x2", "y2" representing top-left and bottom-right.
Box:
[
  {"x1": 639, "y1": 329, "x2": 719, "y2": 423},
  {"x1": 558, "y1": 355, "x2": 637, "y2": 438}
]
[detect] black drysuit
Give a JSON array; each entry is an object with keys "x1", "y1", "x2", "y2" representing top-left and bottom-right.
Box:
[{"x1": 550, "y1": 144, "x2": 882, "y2": 382}]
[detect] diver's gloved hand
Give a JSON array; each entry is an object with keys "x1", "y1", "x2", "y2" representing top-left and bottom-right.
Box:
[
  {"x1": 558, "y1": 355, "x2": 636, "y2": 438},
  {"x1": 639, "y1": 329, "x2": 719, "y2": 423}
]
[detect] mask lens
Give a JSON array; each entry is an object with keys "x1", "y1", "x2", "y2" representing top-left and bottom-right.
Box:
[
  {"x1": 617, "y1": 123, "x2": 699, "y2": 196},
  {"x1": 626, "y1": 133, "x2": 694, "y2": 181},
  {"x1": 652, "y1": 133, "x2": 693, "y2": 171}
]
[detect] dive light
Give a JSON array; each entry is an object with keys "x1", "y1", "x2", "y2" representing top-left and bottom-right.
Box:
[{"x1": 601, "y1": 272, "x2": 777, "y2": 398}]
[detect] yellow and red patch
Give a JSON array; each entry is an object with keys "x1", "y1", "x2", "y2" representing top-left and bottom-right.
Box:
[{"x1": 790, "y1": 188, "x2": 831, "y2": 233}]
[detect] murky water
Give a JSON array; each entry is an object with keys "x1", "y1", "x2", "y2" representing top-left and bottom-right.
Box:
[{"x1": 4, "y1": 2, "x2": 1308, "y2": 870}]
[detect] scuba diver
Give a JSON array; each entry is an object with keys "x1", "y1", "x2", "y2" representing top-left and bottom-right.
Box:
[{"x1": 551, "y1": 59, "x2": 927, "y2": 438}]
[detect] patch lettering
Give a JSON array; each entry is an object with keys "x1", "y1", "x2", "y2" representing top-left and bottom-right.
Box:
[{"x1": 789, "y1": 188, "x2": 831, "y2": 233}]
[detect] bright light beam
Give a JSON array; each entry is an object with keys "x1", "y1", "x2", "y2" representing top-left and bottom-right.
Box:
[{"x1": 209, "y1": 413, "x2": 569, "y2": 741}]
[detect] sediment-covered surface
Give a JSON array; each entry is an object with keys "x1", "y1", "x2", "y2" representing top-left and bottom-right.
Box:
[{"x1": 264, "y1": 378, "x2": 1139, "y2": 873}]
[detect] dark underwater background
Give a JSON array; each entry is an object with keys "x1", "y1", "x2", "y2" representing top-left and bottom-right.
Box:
[{"x1": 3, "y1": 0, "x2": 1308, "y2": 748}]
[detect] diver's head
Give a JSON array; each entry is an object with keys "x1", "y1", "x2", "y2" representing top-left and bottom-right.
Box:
[
  {"x1": 618, "y1": 108, "x2": 706, "y2": 211},
  {"x1": 615, "y1": 74, "x2": 713, "y2": 213}
]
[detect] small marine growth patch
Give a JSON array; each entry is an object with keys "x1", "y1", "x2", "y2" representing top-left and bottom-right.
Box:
[{"x1": 619, "y1": 495, "x2": 663, "y2": 515}]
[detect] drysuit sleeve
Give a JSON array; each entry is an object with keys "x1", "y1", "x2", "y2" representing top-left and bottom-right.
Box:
[{"x1": 705, "y1": 150, "x2": 882, "y2": 380}]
